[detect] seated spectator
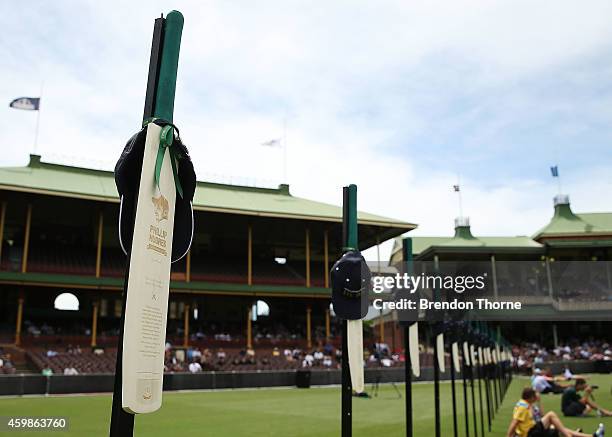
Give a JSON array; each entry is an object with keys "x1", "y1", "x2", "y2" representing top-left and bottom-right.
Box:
[
  {"x1": 562, "y1": 378, "x2": 612, "y2": 417},
  {"x1": 304, "y1": 353, "x2": 314, "y2": 367},
  {"x1": 188, "y1": 361, "x2": 202, "y2": 373},
  {"x1": 63, "y1": 365, "x2": 79, "y2": 375},
  {"x1": 217, "y1": 348, "x2": 226, "y2": 365},
  {"x1": 322, "y1": 355, "x2": 333, "y2": 367},
  {"x1": 507, "y1": 387, "x2": 604, "y2": 437},
  {"x1": 272, "y1": 347, "x2": 280, "y2": 357},
  {"x1": 531, "y1": 368, "x2": 566, "y2": 395},
  {"x1": 41, "y1": 365, "x2": 53, "y2": 376},
  {"x1": 381, "y1": 357, "x2": 393, "y2": 367},
  {"x1": 46, "y1": 349, "x2": 58, "y2": 358}
]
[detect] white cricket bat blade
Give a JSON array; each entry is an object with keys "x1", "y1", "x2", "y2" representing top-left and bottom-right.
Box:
[
  {"x1": 347, "y1": 320, "x2": 364, "y2": 393},
  {"x1": 122, "y1": 123, "x2": 176, "y2": 414},
  {"x1": 436, "y1": 333, "x2": 445, "y2": 373},
  {"x1": 452, "y1": 342, "x2": 460, "y2": 373},
  {"x1": 463, "y1": 342, "x2": 471, "y2": 367},
  {"x1": 409, "y1": 323, "x2": 420, "y2": 377}
]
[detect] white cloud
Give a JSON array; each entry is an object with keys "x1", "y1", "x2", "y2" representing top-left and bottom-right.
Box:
[{"x1": 2, "y1": 0, "x2": 612, "y2": 264}]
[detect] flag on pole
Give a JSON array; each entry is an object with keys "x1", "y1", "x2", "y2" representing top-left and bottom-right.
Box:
[
  {"x1": 453, "y1": 184, "x2": 460, "y2": 192},
  {"x1": 9, "y1": 97, "x2": 40, "y2": 111},
  {"x1": 261, "y1": 138, "x2": 281, "y2": 147},
  {"x1": 550, "y1": 166, "x2": 559, "y2": 177}
]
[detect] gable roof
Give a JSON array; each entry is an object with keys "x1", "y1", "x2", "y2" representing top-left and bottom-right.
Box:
[
  {"x1": 391, "y1": 221, "x2": 543, "y2": 260},
  {"x1": 0, "y1": 155, "x2": 416, "y2": 230},
  {"x1": 533, "y1": 197, "x2": 612, "y2": 240}
]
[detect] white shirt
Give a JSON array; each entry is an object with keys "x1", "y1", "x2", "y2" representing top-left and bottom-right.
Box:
[
  {"x1": 532, "y1": 375, "x2": 551, "y2": 392},
  {"x1": 188, "y1": 362, "x2": 202, "y2": 373}
]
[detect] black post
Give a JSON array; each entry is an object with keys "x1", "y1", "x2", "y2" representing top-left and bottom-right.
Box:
[
  {"x1": 109, "y1": 258, "x2": 135, "y2": 436},
  {"x1": 341, "y1": 320, "x2": 352, "y2": 437},
  {"x1": 109, "y1": 18, "x2": 165, "y2": 437},
  {"x1": 476, "y1": 356, "x2": 485, "y2": 437},
  {"x1": 484, "y1": 363, "x2": 492, "y2": 432},
  {"x1": 493, "y1": 359, "x2": 500, "y2": 412},
  {"x1": 470, "y1": 360, "x2": 479, "y2": 437},
  {"x1": 340, "y1": 185, "x2": 357, "y2": 437},
  {"x1": 402, "y1": 238, "x2": 414, "y2": 437},
  {"x1": 449, "y1": 342, "x2": 458, "y2": 437},
  {"x1": 404, "y1": 327, "x2": 412, "y2": 437},
  {"x1": 433, "y1": 326, "x2": 441, "y2": 437},
  {"x1": 461, "y1": 345, "x2": 470, "y2": 437}
]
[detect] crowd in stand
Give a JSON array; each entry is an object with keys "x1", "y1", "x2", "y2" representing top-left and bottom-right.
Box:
[
  {"x1": 164, "y1": 340, "x2": 403, "y2": 374},
  {"x1": 512, "y1": 339, "x2": 612, "y2": 373},
  {"x1": 0, "y1": 347, "x2": 16, "y2": 374}
]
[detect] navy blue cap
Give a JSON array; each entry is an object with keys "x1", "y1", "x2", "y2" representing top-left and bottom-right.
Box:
[
  {"x1": 331, "y1": 250, "x2": 371, "y2": 320},
  {"x1": 115, "y1": 120, "x2": 196, "y2": 263}
]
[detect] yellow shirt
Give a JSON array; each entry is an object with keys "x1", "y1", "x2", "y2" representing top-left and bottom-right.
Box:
[{"x1": 513, "y1": 400, "x2": 535, "y2": 436}]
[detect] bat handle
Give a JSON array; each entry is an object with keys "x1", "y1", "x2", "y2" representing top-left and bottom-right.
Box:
[{"x1": 155, "y1": 10, "x2": 184, "y2": 122}]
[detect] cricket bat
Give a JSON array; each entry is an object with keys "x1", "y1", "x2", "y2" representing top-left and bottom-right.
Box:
[
  {"x1": 452, "y1": 342, "x2": 460, "y2": 373},
  {"x1": 409, "y1": 322, "x2": 420, "y2": 377},
  {"x1": 436, "y1": 333, "x2": 445, "y2": 373},
  {"x1": 122, "y1": 123, "x2": 176, "y2": 414},
  {"x1": 347, "y1": 320, "x2": 364, "y2": 393},
  {"x1": 463, "y1": 342, "x2": 471, "y2": 367}
]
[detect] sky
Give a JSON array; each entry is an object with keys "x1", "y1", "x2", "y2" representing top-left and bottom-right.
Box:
[{"x1": 2, "y1": 1, "x2": 612, "y2": 260}]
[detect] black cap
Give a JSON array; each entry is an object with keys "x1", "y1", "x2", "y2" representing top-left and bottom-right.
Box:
[
  {"x1": 115, "y1": 120, "x2": 196, "y2": 263},
  {"x1": 331, "y1": 250, "x2": 371, "y2": 320}
]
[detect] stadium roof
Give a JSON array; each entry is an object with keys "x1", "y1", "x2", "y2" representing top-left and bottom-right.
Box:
[
  {"x1": 390, "y1": 218, "x2": 543, "y2": 260},
  {"x1": 0, "y1": 155, "x2": 416, "y2": 230},
  {"x1": 533, "y1": 195, "x2": 612, "y2": 242}
]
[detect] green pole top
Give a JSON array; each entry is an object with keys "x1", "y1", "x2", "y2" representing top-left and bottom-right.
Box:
[
  {"x1": 154, "y1": 10, "x2": 184, "y2": 122},
  {"x1": 346, "y1": 184, "x2": 358, "y2": 249},
  {"x1": 402, "y1": 237, "x2": 413, "y2": 275}
]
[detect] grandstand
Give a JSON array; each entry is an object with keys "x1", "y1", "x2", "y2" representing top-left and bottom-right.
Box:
[
  {"x1": 0, "y1": 155, "x2": 610, "y2": 390},
  {"x1": 381, "y1": 194, "x2": 612, "y2": 351},
  {"x1": 0, "y1": 154, "x2": 414, "y2": 376}
]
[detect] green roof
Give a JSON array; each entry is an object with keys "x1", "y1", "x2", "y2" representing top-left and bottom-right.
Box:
[
  {"x1": 0, "y1": 155, "x2": 415, "y2": 229},
  {"x1": 391, "y1": 223, "x2": 543, "y2": 259},
  {"x1": 533, "y1": 198, "x2": 612, "y2": 240}
]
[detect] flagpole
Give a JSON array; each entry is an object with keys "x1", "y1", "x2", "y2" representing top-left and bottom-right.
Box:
[
  {"x1": 33, "y1": 81, "x2": 43, "y2": 154},
  {"x1": 457, "y1": 175, "x2": 463, "y2": 218},
  {"x1": 282, "y1": 117, "x2": 287, "y2": 183}
]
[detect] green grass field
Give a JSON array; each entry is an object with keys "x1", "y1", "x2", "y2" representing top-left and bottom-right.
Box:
[{"x1": 1, "y1": 375, "x2": 610, "y2": 436}]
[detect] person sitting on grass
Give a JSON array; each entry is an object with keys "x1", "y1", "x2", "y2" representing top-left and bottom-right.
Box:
[
  {"x1": 562, "y1": 378, "x2": 612, "y2": 418},
  {"x1": 532, "y1": 368, "x2": 569, "y2": 395},
  {"x1": 506, "y1": 387, "x2": 604, "y2": 437}
]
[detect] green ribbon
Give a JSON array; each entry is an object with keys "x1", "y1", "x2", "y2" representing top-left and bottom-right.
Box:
[{"x1": 146, "y1": 120, "x2": 184, "y2": 199}]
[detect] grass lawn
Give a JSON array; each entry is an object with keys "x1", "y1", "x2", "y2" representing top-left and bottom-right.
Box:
[{"x1": 0, "y1": 374, "x2": 610, "y2": 436}]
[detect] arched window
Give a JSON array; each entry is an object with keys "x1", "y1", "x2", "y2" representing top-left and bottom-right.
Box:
[{"x1": 54, "y1": 292, "x2": 79, "y2": 311}]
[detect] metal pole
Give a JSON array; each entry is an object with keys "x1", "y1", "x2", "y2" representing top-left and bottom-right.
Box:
[
  {"x1": 110, "y1": 13, "x2": 171, "y2": 436},
  {"x1": 477, "y1": 351, "x2": 485, "y2": 437},
  {"x1": 341, "y1": 184, "x2": 357, "y2": 437},
  {"x1": 450, "y1": 341, "x2": 458, "y2": 437},
  {"x1": 461, "y1": 344, "x2": 470, "y2": 437},
  {"x1": 342, "y1": 320, "x2": 352, "y2": 437},
  {"x1": 470, "y1": 347, "x2": 478, "y2": 437},
  {"x1": 402, "y1": 237, "x2": 414, "y2": 437},
  {"x1": 433, "y1": 255, "x2": 441, "y2": 437},
  {"x1": 404, "y1": 326, "x2": 412, "y2": 437},
  {"x1": 433, "y1": 326, "x2": 441, "y2": 437}
]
